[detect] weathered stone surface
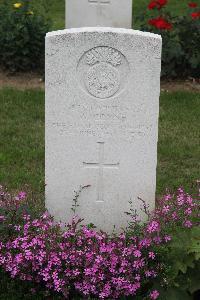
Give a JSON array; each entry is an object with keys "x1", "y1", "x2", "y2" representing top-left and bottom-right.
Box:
[
  {"x1": 45, "y1": 27, "x2": 162, "y2": 232},
  {"x1": 66, "y1": 0, "x2": 132, "y2": 29}
]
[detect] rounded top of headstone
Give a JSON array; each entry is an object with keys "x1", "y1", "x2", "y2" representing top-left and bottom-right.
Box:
[{"x1": 46, "y1": 27, "x2": 162, "y2": 41}]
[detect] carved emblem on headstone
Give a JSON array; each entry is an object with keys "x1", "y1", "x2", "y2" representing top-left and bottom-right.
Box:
[
  {"x1": 77, "y1": 46, "x2": 129, "y2": 99},
  {"x1": 86, "y1": 47, "x2": 121, "y2": 66}
]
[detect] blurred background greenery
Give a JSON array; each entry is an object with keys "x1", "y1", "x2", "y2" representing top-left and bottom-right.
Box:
[{"x1": 0, "y1": 0, "x2": 195, "y2": 30}]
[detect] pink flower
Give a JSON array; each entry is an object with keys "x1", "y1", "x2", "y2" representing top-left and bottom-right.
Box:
[
  {"x1": 172, "y1": 212, "x2": 178, "y2": 220},
  {"x1": 153, "y1": 236, "x2": 162, "y2": 244},
  {"x1": 164, "y1": 194, "x2": 172, "y2": 201},
  {"x1": 18, "y1": 191, "x2": 27, "y2": 200},
  {"x1": 177, "y1": 195, "x2": 184, "y2": 206},
  {"x1": 147, "y1": 221, "x2": 160, "y2": 233},
  {"x1": 164, "y1": 235, "x2": 171, "y2": 242},
  {"x1": 133, "y1": 250, "x2": 142, "y2": 258},
  {"x1": 149, "y1": 251, "x2": 155, "y2": 259},
  {"x1": 162, "y1": 205, "x2": 170, "y2": 214},
  {"x1": 140, "y1": 238, "x2": 151, "y2": 248},
  {"x1": 183, "y1": 220, "x2": 193, "y2": 228},
  {"x1": 185, "y1": 208, "x2": 192, "y2": 215},
  {"x1": 186, "y1": 195, "x2": 193, "y2": 205},
  {"x1": 0, "y1": 186, "x2": 198, "y2": 300},
  {"x1": 0, "y1": 216, "x2": 6, "y2": 222},
  {"x1": 145, "y1": 270, "x2": 152, "y2": 277},
  {"x1": 135, "y1": 274, "x2": 141, "y2": 281},
  {"x1": 150, "y1": 290, "x2": 160, "y2": 299},
  {"x1": 14, "y1": 225, "x2": 21, "y2": 231},
  {"x1": 23, "y1": 214, "x2": 30, "y2": 221}
]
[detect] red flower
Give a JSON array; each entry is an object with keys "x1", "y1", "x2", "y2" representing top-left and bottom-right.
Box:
[
  {"x1": 148, "y1": 0, "x2": 168, "y2": 10},
  {"x1": 188, "y1": 2, "x2": 198, "y2": 8},
  {"x1": 148, "y1": 1, "x2": 158, "y2": 9},
  {"x1": 148, "y1": 16, "x2": 172, "y2": 30},
  {"x1": 191, "y1": 11, "x2": 200, "y2": 18},
  {"x1": 157, "y1": 0, "x2": 168, "y2": 8}
]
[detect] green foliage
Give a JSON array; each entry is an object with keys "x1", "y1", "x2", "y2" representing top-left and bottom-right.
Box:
[
  {"x1": 160, "y1": 16, "x2": 200, "y2": 78},
  {"x1": 0, "y1": 0, "x2": 51, "y2": 72},
  {"x1": 0, "y1": 88, "x2": 199, "y2": 197},
  {"x1": 152, "y1": 226, "x2": 200, "y2": 299},
  {"x1": 177, "y1": 16, "x2": 200, "y2": 78},
  {"x1": 0, "y1": 268, "x2": 62, "y2": 299},
  {"x1": 137, "y1": 6, "x2": 200, "y2": 78},
  {"x1": 0, "y1": 187, "x2": 199, "y2": 299}
]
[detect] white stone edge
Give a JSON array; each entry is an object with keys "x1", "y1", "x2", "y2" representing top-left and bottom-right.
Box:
[{"x1": 46, "y1": 27, "x2": 162, "y2": 40}]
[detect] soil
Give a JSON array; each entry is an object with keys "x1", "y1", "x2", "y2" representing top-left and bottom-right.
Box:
[
  {"x1": 0, "y1": 71, "x2": 200, "y2": 92},
  {"x1": 0, "y1": 71, "x2": 44, "y2": 90},
  {"x1": 161, "y1": 78, "x2": 200, "y2": 93}
]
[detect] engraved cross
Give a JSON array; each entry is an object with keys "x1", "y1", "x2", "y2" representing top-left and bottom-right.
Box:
[{"x1": 83, "y1": 142, "x2": 119, "y2": 203}]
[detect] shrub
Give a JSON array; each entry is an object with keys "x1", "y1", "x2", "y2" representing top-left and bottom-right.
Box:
[
  {"x1": 0, "y1": 185, "x2": 199, "y2": 299},
  {"x1": 0, "y1": 0, "x2": 51, "y2": 72},
  {"x1": 138, "y1": 1, "x2": 200, "y2": 78}
]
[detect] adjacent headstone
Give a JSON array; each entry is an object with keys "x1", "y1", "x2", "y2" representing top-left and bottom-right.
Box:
[
  {"x1": 66, "y1": 0, "x2": 133, "y2": 29},
  {"x1": 45, "y1": 27, "x2": 162, "y2": 232}
]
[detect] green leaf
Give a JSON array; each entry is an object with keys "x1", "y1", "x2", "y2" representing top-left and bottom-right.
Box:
[
  {"x1": 188, "y1": 227, "x2": 200, "y2": 258},
  {"x1": 187, "y1": 262, "x2": 200, "y2": 293},
  {"x1": 160, "y1": 288, "x2": 193, "y2": 300}
]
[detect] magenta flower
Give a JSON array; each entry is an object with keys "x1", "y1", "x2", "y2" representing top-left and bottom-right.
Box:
[
  {"x1": 186, "y1": 195, "x2": 193, "y2": 205},
  {"x1": 152, "y1": 236, "x2": 161, "y2": 245},
  {"x1": 149, "y1": 251, "x2": 156, "y2": 259},
  {"x1": 164, "y1": 193, "x2": 172, "y2": 201},
  {"x1": 183, "y1": 220, "x2": 193, "y2": 228},
  {"x1": 0, "y1": 216, "x2": 6, "y2": 222},
  {"x1": 0, "y1": 186, "x2": 198, "y2": 299},
  {"x1": 133, "y1": 250, "x2": 142, "y2": 258},
  {"x1": 162, "y1": 205, "x2": 170, "y2": 214},
  {"x1": 171, "y1": 211, "x2": 178, "y2": 220},
  {"x1": 177, "y1": 194, "x2": 185, "y2": 206},
  {"x1": 164, "y1": 235, "x2": 171, "y2": 242},
  {"x1": 14, "y1": 225, "x2": 21, "y2": 231},
  {"x1": 185, "y1": 208, "x2": 192, "y2": 215},
  {"x1": 18, "y1": 191, "x2": 27, "y2": 200},
  {"x1": 140, "y1": 238, "x2": 151, "y2": 248},
  {"x1": 147, "y1": 221, "x2": 160, "y2": 233},
  {"x1": 150, "y1": 289, "x2": 160, "y2": 299},
  {"x1": 135, "y1": 274, "x2": 141, "y2": 281}
]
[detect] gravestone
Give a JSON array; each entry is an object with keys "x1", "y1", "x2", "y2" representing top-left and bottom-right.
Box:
[
  {"x1": 66, "y1": 0, "x2": 132, "y2": 29},
  {"x1": 45, "y1": 27, "x2": 162, "y2": 232}
]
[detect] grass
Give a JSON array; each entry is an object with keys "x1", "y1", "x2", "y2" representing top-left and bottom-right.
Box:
[
  {"x1": 0, "y1": 88, "x2": 44, "y2": 195},
  {"x1": 157, "y1": 91, "x2": 200, "y2": 194},
  {"x1": 0, "y1": 0, "x2": 198, "y2": 30},
  {"x1": 0, "y1": 88, "x2": 199, "y2": 197},
  {"x1": 49, "y1": 0, "x2": 198, "y2": 30},
  {"x1": 48, "y1": 0, "x2": 198, "y2": 30}
]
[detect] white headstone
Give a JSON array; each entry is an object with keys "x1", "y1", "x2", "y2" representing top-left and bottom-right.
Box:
[
  {"x1": 66, "y1": 0, "x2": 132, "y2": 29},
  {"x1": 45, "y1": 27, "x2": 162, "y2": 232}
]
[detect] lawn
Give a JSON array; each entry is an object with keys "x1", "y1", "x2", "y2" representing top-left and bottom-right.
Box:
[
  {"x1": 47, "y1": 0, "x2": 199, "y2": 30},
  {"x1": 1, "y1": 0, "x2": 198, "y2": 30},
  {"x1": 0, "y1": 88, "x2": 199, "y2": 198},
  {"x1": 0, "y1": 88, "x2": 44, "y2": 195}
]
